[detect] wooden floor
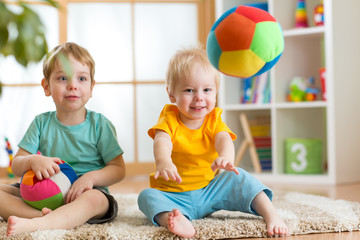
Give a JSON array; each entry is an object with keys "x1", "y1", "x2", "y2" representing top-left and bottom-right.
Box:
[{"x1": 109, "y1": 175, "x2": 360, "y2": 240}]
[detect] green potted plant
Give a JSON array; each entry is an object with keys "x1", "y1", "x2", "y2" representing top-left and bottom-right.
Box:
[{"x1": 0, "y1": 0, "x2": 58, "y2": 95}]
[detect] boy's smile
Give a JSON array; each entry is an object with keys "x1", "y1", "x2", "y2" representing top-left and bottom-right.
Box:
[{"x1": 191, "y1": 106, "x2": 206, "y2": 111}]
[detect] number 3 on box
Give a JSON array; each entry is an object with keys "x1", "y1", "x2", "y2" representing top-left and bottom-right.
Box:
[{"x1": 291, "y1": 143, "x2": 308, "y2": 172}]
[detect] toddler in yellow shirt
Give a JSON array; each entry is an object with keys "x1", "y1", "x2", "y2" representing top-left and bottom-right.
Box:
[{"x1": 138, "y1": 47, "x2": 288, "y2": 238}]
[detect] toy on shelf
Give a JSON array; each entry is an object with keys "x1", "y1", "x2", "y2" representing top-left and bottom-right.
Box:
[
  {"x1": 313, "y1": 1, "x2": 324, "y2": 26},
  {"x1": 5, "y1": 137, "x2": 14, "y2": 178},
  {"x1": 295, "y1": 0, "x2": 308, "y2": 28},
  {"x1": 319, "y1": 67, "x2": 326, "y2": 100},
  {"x1": 287, "y1": 77, "x2": 320, "y2": 102},
  {"x1": 287, "y1": 77, "x2": 306, "y2": 102},
  {"x1": 305, "y1": 77, "x2": 320, "y2": 101},
  {"x1": 207, "y1": 5, "x2": 284, "y2": 78}
]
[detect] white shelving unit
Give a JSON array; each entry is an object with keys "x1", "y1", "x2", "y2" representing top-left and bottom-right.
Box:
[{"x1": 216, "y1": 0, "x2": 360, "y2": 184}]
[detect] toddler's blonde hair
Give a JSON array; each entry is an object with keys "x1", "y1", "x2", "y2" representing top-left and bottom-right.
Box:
[{"x1": 166, "y1": 46, "x2": 220, "y2": 94}]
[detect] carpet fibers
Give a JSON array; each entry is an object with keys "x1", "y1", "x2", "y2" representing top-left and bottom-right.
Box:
[{"x1": 1, "y1": 191, "x2": 360, "y2": 239}]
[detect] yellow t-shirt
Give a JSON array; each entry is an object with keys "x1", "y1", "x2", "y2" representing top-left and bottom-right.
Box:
[{"x1": 148, "y1": 104, "x2": 236, "y2": 192}]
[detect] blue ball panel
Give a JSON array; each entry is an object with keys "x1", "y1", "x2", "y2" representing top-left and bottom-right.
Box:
[
  {"x1": 60, "y1": 162, "x2": 78, "y2": 184},
  {"x1": 255, "y1": 53, "x2": 282, "y2": 76},
  {"x1": 206, "y1": 31, "x2": 222, "y2": 70},
  {"x1": 244, "y1": 2, "x2": 268, "y2": 11}
]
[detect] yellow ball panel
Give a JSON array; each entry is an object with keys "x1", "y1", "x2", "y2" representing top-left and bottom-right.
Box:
[{"x1": 219, "y1": 50, "x2": 265, "y2": 78}]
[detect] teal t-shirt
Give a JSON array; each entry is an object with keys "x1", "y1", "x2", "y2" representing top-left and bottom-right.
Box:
[{"x1": 19, "y1": 110, "x2": 124, "y2": 177}]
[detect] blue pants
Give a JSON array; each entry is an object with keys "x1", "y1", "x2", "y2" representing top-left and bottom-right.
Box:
[{"x1": 137, "y1": 167, "x2": 272, "y2": 225}]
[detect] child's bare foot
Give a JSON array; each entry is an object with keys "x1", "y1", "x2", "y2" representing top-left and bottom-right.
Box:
[
  {"x1": 251, "y1": 191, "x2": 289, "y2": 237},
  {"x1": 167, "y1": 209, "x2": 195, "y2": 238},
  {"x1": 266, "y1": 215, "x2": 288, "y2": 237},
  {"x1": 42, "y1": 207, "x2": 52, "y2": 215},
  {"x1": 7, "y1": 216, "x2": 37, "y2": 236}
]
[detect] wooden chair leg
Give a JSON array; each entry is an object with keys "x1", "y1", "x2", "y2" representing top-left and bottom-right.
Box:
[
  {"x1": 234, "y1": 140, "x2": 248, "y2": 167},
  {"x1": 236, "y1": 113, "x2": 262, "y2": 173}
]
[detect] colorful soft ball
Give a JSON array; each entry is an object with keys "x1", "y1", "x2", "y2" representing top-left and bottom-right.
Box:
[
  {"x1": 207, "y1": 5, "x2": 284, "y2": 78},
  {"x1": 20, "y1": 160, "x2": 78, "y2": 210}
]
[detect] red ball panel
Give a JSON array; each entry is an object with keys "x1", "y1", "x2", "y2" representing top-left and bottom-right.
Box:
[
  {"x1": 215, "y1": 12, "x2": 256, "y2": 51},
  {"x1": 235, "y1": 5, "x2": 276, "y2": 23}
]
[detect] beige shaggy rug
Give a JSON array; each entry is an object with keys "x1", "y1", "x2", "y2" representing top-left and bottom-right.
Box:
[{"x1": 1, "y1": 191, "x2": 360, "y2": 239}]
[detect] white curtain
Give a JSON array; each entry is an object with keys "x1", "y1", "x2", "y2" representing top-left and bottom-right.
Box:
[
  {"x1": 0, "y1": 4, "x2": 58, "y2": 166},
  {"x1": 0, "y1": 2, "x2": 198, "y2": 166}
]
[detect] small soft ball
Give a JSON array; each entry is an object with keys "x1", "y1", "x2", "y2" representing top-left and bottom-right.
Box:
[
  {"x1": 20, "y1": 160, "x2": 78, "y2": 210},
  {"x1": 207, "y1": 5, "x2": 284, "y2": 78}
]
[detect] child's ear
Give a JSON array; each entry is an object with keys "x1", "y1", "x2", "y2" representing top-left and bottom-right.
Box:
[
  {"x1": 41, "y1": 78, "x2": 51, "y2": 96},
  {"x1": 167, "y1": 87, "x2": 176, "y2": 103},
  {"x1": 90, "y1": 80, "x2": 95, "y2": 97},
  {"x1": 168, "y1": 94, "x2": 176, "y2": 103}
]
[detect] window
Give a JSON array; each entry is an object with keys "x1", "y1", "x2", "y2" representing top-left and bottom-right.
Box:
[{"x1": 0, "y1": 0, "x2": 215, "y2": 175}]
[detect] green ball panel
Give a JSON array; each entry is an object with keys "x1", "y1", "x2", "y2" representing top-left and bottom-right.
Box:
[
  {"x1": 24, "y1": 192, "x2": 64, "y2": 211},
  {"x1": 219, "y1": 50, "x2": 265, "y2": 78},
  {"x1": 250, "y1": 22, "x2": 284, "y2": 62}
]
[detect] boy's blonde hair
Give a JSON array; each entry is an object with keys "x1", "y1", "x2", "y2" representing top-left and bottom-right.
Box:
[
  {"x1": 43, "y1": 42, "x2": 95, "y2": 85},
  {"x1": 166, "y1": 46, "x2": 220, "y2": 94}
]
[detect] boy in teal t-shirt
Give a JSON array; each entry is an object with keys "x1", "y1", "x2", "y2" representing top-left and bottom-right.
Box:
[
  {"x1": 0, "y1": 42, "x2": 126, "y2": 236},
  {"x1": 19, "y1": 110, "x2": 122, "y2": 192}
]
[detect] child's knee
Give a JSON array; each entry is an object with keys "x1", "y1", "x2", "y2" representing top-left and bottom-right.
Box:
[
  {"x1": 0, "y1": 184, "x2": 21, "y2": 196},
  {"x1": 222, "y1": 167, "x2": 250, "y2": 183},
  {"x1": 138, "y1": 188, "x2": 157, "y2": 205},
  {"x1": 84, "y1": 189, "x2": 109, "y2": 209},
  {"x1": 138, "y1": 188, "x2": 166, "y2": 213}
]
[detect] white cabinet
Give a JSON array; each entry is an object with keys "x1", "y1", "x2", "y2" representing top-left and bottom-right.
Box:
[{"x1": 216, "y1": 0, "x2": 360, "y2": 184}]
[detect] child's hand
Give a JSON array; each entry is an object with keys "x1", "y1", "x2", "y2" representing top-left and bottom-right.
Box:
[
  {"x1": 211, "y1": 157, "x2": 239, "y2": 175},
  {"x1": 30, "y1": 156, "x2": 62, "y2": 180},
  {"x1": 66, "y1": 175, "x2": 93, "y2": 203},
  {"x1": 154, "y1": 162, "x2": 182, "y2": 183}
]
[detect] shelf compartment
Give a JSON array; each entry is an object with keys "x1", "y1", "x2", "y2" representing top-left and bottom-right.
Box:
[
  {"x1": 272, "y1": 0, "x2": 324, "y2": 31},
  {"x1": 275, "y1": 107, "x2": 328, "y2": 175},
  {"x1": 226, "y1": 110, "x2": 272, "y2": 173},
  {"x1": 274, "y1": 34, "x2": 324, "y2": 104}
]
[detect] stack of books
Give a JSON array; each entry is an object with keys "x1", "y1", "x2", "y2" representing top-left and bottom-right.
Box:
[
  {"x1": 240, "y1": 72, "x2": 271, "y2": 104},
  {"x1": 249, "y1": 116, "x2": 272, "y2": 171}
]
